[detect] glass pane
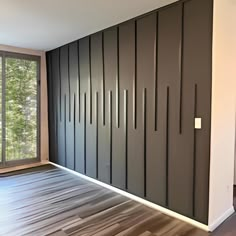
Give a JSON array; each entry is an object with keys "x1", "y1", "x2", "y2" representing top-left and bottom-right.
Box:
[
  {"x1": 0, "y1": 57, "x2": 2, "y2": 163},
  {"x1": 5, "y1": 57, "x2": 37, "y2": 161}
]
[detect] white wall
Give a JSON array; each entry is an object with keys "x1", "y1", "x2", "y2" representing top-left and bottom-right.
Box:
[
  {"x1": 235, "y1": 116, "x2": 236, "y2": 184},
  {"x1": 0, "y1": 44, "x2": 49, "y2": 162},
  {"x1": 208, "y1": 0, "x2": 236, "y2": 230}
]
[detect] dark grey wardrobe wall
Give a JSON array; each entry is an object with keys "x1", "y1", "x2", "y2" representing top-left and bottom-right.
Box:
[{"x1": 46, "y1": 0, "x2": 213, "y2": 224}]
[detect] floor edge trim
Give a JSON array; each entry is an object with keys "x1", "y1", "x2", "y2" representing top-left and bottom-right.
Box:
[{"x1": 208, "y1": 206, "x2": 235, "y2": 232}]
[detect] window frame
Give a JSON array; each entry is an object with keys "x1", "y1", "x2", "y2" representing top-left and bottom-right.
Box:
[{"x1": 0, "y1": 50, "x2": 41, "y2": 168}]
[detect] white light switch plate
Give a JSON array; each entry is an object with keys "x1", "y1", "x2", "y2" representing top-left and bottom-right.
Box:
[{"x1": 195, "y1": 118, "x2": 202, "y2": 129}]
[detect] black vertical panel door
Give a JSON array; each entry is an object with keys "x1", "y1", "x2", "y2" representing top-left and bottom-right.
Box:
[
  {"x1": 183, "y1": 0, "x2": 213, "y2": 223},
  {"x1": 75, "y1": 91, "x2": 85, "y2": 174},
  {"x1": 159, "y1": 3, "x2": 195, "y2": 217},
  {"x1": 65, "y1": 42, "x2": 78, "y2": 170},
  {"x1": 65, "y1": 45, "x2": 74, "y2": 171},
  {"x1": 79, "y1": 38, "x2": 90, "y2": 174},
  {"x1": 60, "y1": 46, "x2": 71, "y2": 169},
  {"x1": 74, "y1": 40, "x2": 84, "y2": 174},
  {"x1": 57, "y1": 46, "x2": 68, "y2": 167},
  {"x1": 46, "y1": 0, "x2": 213, "y2": 224},
  {"x1": 85, "y1": 35, "x2": 97, "y2": 178},
  {"x1": 119, "y1": 21, "x2": 135, "y2": 191},
  {"x1": 98, "y1": 28, "x2": 117, "y2": 184},
  {"x1": 111, "y1": 26, "x2": 126, "y2": 190},
  {"x1": 138, "y1": 12, "x2": 164, "y2": 205},
  {"x1": 126, "y1": 18, "x2": 145, "y2": 198},
  {"x1": 51, "y1": 49, "x2": 60, "y2": 164},
  {"x1": 46, "y1": 53, "x2": 55, "y2": 162},
  {"x1": 87, "y1": 33, "x2": 102, "y2": 179}
]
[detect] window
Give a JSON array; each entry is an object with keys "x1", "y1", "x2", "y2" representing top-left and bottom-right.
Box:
[{"x1": 0, "y1": 52, "x2": 40, "y2": 167}]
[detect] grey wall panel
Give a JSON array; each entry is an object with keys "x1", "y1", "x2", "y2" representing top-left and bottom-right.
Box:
[
  {"x1": 89, "y1": 33, "x2": 103, "y2": 179},
  {"x1": 183, "y1": 0, "x2": 213, "y2": 223},
  {"x1": 60, "y1": 46, "x2": 69, "y2": 98},
  {"x1": 118, "y1": 19, "x2": 144, "y2": 197},
  {"x1": 68, "y1": 42, "x2": 78, "y2": 98},
  {"x1": 57, "y1": 95, "x2": 66, "y2": 167},
  {"x1": 75, "y1": 94, "x2": 85, "y2": 174},
  {"x1": 99, "y1": 27, "x2": 126, "y2": 189},
  {"x1": 112, "y1": 94, "x2": 126, "y2": 189},
  {"x1": 128, "y1": 14, "x2": 158, "y2": 198},
  {"x1": 47, "y1": 0, "x2": 213, "y2": 224},
  {"x1": 97, "y1": 28, "x2": 118, "y2": 184},
  {"x1": 136, "y1": 13, "x2": 165, "y2": 205},
  {"x1": 84, "y1": 34, "x2": 101, "y2": 178},
  {"x1": 64, "y1": 43, "x2": 78, "y2": 170},
  {"x1": 118, "y1": 21, "x2": 135, "y2": 190},
  {"x1": 158, "y1": 3, "x2": 195, "y2": 216},
  {"x1": 60, "y1": 45, "x2": 74, "y2": 170},
  {"x1": 98, "y1": 114, "x2": 110, "y2": 184},
  {"x1": 86, "y1": 113, "x2": 97, "y2": 177},
  {"x1": 103, "y1": 28, "x2": 117, "y2": 91},
  {"x1": 59, "y1": 46, "x2": 69, "y2": 168},
  {"x1": 51, "y1": 49, "x2": 61, "y2": 164},
  {"x1": 103, "y1": 27, "x2": 127, "y2": 188},
  {"x1": 74, "y1": 40, "x2": 85, "y2": 174},
  {"x1": 79, "y1": 38, "x2": 90, "y2": 174},
  {"x1": 66, "y1": 98, "x2": 75, "y2": 170},
  {"x1": 95, "y1": 32, "x2": 111, "y2": 184},
  {"x1": 46, "y1": 53, "x2": 55, "y2": 163},
  {"x1": 79, "y1": 38, "x2": 90, "y2": 95},
  {"x1": 84, "y1": 36, "x2": 97, "y2": 178}
]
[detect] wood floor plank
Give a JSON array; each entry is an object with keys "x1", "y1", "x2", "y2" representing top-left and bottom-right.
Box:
[{"x1": 0, "y1": 165, "x2": 210, "y2": 236}]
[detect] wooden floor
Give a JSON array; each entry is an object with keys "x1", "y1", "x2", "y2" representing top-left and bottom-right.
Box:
[{"x1": 0, "y1": 165, "x2": 232, "y2": 236}]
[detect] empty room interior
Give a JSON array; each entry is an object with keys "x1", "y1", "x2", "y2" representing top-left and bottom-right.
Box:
[{"x1": 0, "y1": 0, "x2": 236, "y2": 235}]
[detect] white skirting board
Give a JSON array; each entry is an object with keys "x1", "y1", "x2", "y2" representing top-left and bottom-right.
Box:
[
  {"x1": 208, "y1": 206, "x2": 235, "y2": 232},
  {"x1": 50, "y1": 162, "x2": 210, "y2": 232}
]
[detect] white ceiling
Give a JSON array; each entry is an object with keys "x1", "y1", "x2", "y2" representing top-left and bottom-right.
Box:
[{"x1": 0, "y1": 0, "x2": 178, "y2": 51}]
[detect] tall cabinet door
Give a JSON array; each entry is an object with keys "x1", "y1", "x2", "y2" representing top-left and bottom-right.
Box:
[{"x1": 182, "y1": 0, "x2": 213, "y2": 223}]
